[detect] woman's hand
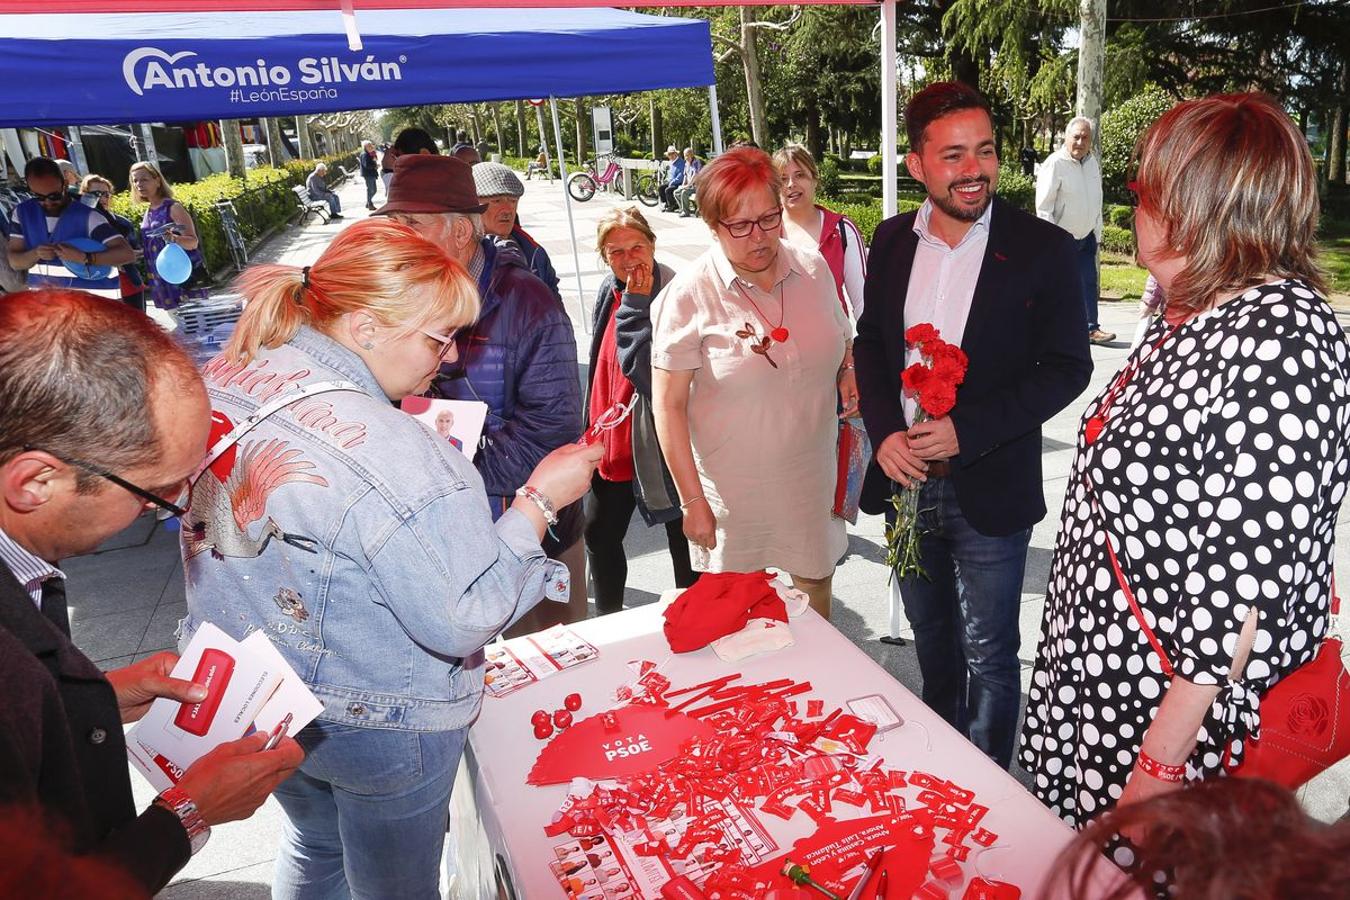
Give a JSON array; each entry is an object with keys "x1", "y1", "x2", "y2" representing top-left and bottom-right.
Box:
[
  {"x1": 682, "y1": 498, "x2": 717, "y2": 550},
  {"x1": 1115, "y1": 766, "x2": 1183, "y2": 844},
  {"x1": 838, "y1": 368, "x2": 859, "y2": 418},
  {"x1": 625, "y1": 262, "x2": 652, "y2": 296},
  {"x1": 526, "y1": 442, "x2": 603, "y2": 510}
]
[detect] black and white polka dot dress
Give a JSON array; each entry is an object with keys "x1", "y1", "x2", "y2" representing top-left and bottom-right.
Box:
[{"x1": 1020, "y1": 280, "x2": 1350, "y2": 830}]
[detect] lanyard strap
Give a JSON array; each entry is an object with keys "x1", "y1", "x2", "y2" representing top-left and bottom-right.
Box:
[
  {"x1": 197, "y1": 380, "x2": 361, "y2": 476},
  {"x1": 1085, "y1": 475, "x2": 1176, "y2": 677}
]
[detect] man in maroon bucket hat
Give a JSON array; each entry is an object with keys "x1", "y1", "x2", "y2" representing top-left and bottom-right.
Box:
[{"x1": 375, "y1": 154, "x2": 589, "y2": 632}]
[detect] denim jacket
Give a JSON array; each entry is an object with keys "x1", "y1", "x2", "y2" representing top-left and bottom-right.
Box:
[{"x1": 179, "y1": 326, "x2": 568, "y2": 732}]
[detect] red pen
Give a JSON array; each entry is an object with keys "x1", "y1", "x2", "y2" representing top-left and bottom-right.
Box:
[{"x1": 874, "y1": 870, "x2": 887, "y2": 900}]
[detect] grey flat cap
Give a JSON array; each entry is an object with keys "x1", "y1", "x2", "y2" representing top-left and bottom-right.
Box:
[{"x1": 473, "y1": 162, "x2": 525, "y2": 198}]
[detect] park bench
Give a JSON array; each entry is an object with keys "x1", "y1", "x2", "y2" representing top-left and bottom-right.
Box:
[{"x1": 292, "y1": 184, "x2": 331, "y2": 224}]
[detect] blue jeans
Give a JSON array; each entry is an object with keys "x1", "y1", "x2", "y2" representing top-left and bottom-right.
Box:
[
  {"x1": 312, "y1": 190, "x2": 341, "y2": 216},
  {"x1": 892, "y1": 477, "x2": 1030, "y2": 769},
  {"x1": 1075, "y1": 232, "x2": 1100, "y2": 331},
  {"x1": 272, "y1": 720, "x2": 466, "y2": 900}
]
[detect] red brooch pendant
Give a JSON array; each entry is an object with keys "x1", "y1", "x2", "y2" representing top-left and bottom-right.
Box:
[
  {"x1": 770, "y1": 327, "x2": 790, "y2": 343},
  {"x1": 1084, "y1": 416, "x2": 1104, "y2": 446}
]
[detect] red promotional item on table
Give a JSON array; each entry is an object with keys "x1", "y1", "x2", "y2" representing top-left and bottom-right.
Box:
[
  {"x1": 962, "y1": 878, "x2": 1020, "y2": 899},
  {"x1": 528, "y1": 704, "x2": 715, "y2": 784},
  {"x1": 662, "y1": 571, "x2": 788, "y2": 653}
]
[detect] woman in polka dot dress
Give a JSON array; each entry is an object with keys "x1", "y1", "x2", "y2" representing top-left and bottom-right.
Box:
[{"x1": 1021, "y1": 93, "x2": 1350, "y2": 846}]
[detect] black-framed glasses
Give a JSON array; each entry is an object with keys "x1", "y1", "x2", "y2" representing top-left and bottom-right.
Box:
[
  {"x1": 29, "y1": 190, "x2": 67, "y2": 203},
  {"x1": 719, "y1": 207, "x2": 783, "y2": 238},
  {"x1": 23, "y1": 445, "x2": 190, "y2": 518},
  {"x1": 84, "y1": 189, "x2": 111, "y2": 198},
  {"x1": 416, "y1": 326, "x2": 459, "y2": 361},
  {"x1": 1125, "y1": 180, "x2": 1142, "y2": 208}
]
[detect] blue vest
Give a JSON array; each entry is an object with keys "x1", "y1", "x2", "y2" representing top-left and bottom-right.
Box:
[{"x1": 14, "y1": 199, "x2": 121, "y2": 294}]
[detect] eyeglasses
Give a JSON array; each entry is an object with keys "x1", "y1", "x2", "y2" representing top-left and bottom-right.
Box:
[
  {"x1": 23, "y1": 445, "x2": 190, "y2": 518},
  {"x1": 1126, "y1": 180, "x2": 1142, "y2": 208},
  {"x1": 417, "y1": 326, "x2": 459, "y2": 361},
  {"x1": 719, "y1": 207, "x2": 783, "y2": 239},
  {"x1": 30, "y1": 190, "x2": 67, "y2": 203},
  {"x1": 84, "y1": 190, "x2": 111, "y2": 198}
]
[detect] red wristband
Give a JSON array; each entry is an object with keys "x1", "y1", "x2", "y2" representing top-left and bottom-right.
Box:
[{"x1": 1136, "y1": 750, "x2": 1185, "y2": 783}]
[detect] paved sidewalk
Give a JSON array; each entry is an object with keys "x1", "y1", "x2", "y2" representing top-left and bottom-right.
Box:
[{"x1": 64, "y1": 172, "x2": 1350, "y2": 897}]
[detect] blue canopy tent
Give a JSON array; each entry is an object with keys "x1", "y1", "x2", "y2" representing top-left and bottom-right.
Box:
[
  {"x1": 0, "y1": 7, "x2": 714, "y2": 127},
  {"x1": 0, "y1": 5, "x2": 716, "y2": 317}
]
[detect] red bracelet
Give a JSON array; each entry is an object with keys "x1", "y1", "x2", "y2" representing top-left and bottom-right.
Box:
[{"x1": 1136, "y1": 750, "x2": 1186, "y2": 783}]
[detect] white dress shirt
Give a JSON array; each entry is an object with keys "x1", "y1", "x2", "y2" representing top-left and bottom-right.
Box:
[
  {"x1": 902, "y1": 199, "x2": 992, "y2": 425},
  {"x1": 0, "y1": 523, "x2": 63, "y2": 609},
  {"x1": 1034, "y1": 145, "x2": 1103, "y2": 242}
]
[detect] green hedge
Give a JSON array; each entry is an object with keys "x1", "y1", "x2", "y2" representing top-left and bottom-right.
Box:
[
  {"x1": 1106, "y1": 204, "x2": 1134, "y2": 229},
  {"x1": 1101, "y1": 224, "x2": 1135, "y2": 255},
  {"x1": 820, "y1": 197, "x2": 923, "y2": 246},
  {"x1": 107, "y1": 152, "x2": 355, "y2": 278}
]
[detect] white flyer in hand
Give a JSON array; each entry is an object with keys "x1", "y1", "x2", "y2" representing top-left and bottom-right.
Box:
[{"x1": 127, "y1": 622, "x2": 321, "y2": 792}]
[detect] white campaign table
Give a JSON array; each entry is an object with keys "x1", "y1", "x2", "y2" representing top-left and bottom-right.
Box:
[{"x1": 448, "y1": 598, "x2": 1123, "y2": 900}]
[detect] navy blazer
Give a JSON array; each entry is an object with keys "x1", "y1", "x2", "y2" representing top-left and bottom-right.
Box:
[
  {"x1": 0, "y1": 568, "x2": 189, "y2": 892},
  {"x1": 854, "y1": 196, "x2": 1093, "y2": 536}
]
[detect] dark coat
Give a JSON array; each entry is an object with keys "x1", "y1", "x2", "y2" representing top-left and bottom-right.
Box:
[
  {"x1": 0, "y1": 568, "x2": 188, "y2": 893},
  {"x1": 510, "y1": 223, "x2": 561, "y2": 303},
  {"x1": 587, "y1": 262, "x2": 681, "y2": 525},
  {"x1": 854, "y1": 196, "x2": 1093, "y2": 536},
  {"x1": 431, "y1": 237, "x2": 584, "y2": 548}
]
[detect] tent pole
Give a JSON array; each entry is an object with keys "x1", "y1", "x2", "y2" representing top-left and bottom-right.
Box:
[
  {"x1": 708, "y1": 85, "x2": 724, "y2": 156},
  {"x1": 880, "y1": 0, "x2": 898, "y2": 218},
  {"x1": 550, "y1": 97, "x2": 590, "y2": 333}
]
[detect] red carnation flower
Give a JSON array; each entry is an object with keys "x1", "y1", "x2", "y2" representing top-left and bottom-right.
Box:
[{"x1": 905, "y1": 323, "x2": 940, "y2": 350}]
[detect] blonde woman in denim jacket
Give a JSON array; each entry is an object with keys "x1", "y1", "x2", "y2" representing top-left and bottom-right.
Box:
[{"x1": 180, "y1": 219, "x2": 600, "y2": 899}]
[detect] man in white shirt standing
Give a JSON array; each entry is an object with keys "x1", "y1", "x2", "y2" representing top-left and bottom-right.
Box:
[{"x1": 1036, "y1": 117, "x2": 1113, "y2": 344}]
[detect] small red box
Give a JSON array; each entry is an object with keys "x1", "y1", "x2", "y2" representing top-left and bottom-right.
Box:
[{"x1": 173, "y1": 648, "x2": 235, "y2": 736}]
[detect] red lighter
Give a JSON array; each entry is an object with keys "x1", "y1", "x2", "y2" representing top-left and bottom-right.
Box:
[{"x1": 173, "y1": 648, "x2": 235, "y2": 736}]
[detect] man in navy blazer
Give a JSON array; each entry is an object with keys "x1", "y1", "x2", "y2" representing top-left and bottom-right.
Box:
[{"x1": 855, "y1": 82, "x2": 1092, "y2": 768}]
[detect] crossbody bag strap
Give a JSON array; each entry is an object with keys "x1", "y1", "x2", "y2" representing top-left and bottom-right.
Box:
[
  {"x1": 197, "y1": 379, "x2": 362, "y2": 475},
  {"x1": 1084, "y1": 474, "x2": 1176, "y2": 678}
]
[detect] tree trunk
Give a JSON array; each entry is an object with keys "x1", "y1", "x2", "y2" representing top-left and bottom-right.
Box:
[
  {"x1": 574, "y1": 98, "x2": 589, "y2": 162},
  {"x1": 949, "y1": 49, "x2": 980, "y2": 91},
  {"x1": 804, "y1": 98, "x2": 821, "y2": 160},
  {"x1": 740, "y1": 8, "x2": 767, "y2": 147},
  {"x1": 221, "y1": 120, "x2": 247, "y2": 179},
  {"x1": 1076, "y1": 0, "x2": 1107, "y2": 144},
  {"x1": 490, "y1": 103, "x2": 505, "y2": 157},
  {"x1": 514, "y1": 100, "x2": 527, "y2": 157},
  {"x1": 468, "y1": 105, "x2": 482, "y2": 144},
  {"x1": 1331, "y1": 62, "x2": 1349, "y2": 186},
  {"x1": 264, "y1": 117, "x2": 287, "y2": 166},
  {"x1": 651, "y1": 99, "x2": 665, "y2": 160},
  {"x1": 296, "y1": 115, "x2": 315, "y2": 159}
]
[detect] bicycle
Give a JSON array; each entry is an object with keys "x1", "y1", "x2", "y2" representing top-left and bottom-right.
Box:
[
  {"x1": 634, "y1": 166, "x2": 664, "y2": 208},
  {"x1": 214, "y1": 199, "x2": 248, "y2": 272},
  {"x1": 567, "y1": 155, "x2": 622, "y2": 202}
]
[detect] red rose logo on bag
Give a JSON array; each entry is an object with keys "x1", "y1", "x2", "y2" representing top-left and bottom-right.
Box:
[{"x1": 1286, "y1": 692, "x2": 1330, "y2": 738}]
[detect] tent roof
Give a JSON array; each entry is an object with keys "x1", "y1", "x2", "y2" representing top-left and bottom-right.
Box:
[{"x1": 0, "y1": 7, "x2": 714, "y2": 127}]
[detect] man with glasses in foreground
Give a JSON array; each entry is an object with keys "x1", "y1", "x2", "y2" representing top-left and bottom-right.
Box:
[
  {"x1": 375, "y1": 153, "x2": 587, "y2": 633},
  {"x1": 6, "y1": 157, "x2": 134, "y2": 298},
  {"x1": 0, "y1": 290, "x2": 304, "y2": 893}
]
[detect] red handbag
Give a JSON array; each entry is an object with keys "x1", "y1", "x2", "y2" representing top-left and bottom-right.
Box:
[{"x1": 1103, "y1": 534, "x2": 1350, "y2": 788}]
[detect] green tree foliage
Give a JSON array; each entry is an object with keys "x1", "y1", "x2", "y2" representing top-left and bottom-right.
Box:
[{"x1": 1099, "y1": 85, "x2": 1174, "y2": 203}]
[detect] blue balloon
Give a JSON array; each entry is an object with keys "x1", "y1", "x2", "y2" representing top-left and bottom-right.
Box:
[
  {"x1": 156, "y1": 242, "x2": 193, "y2": 285},
  {"x1": 60, "y1": 236, "x2": 113, "y2": 281}
]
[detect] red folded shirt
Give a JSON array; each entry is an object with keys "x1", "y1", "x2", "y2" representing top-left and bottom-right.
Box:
[{"x1": 662, "y1": 571, "x2": 788, "y2": 653}]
